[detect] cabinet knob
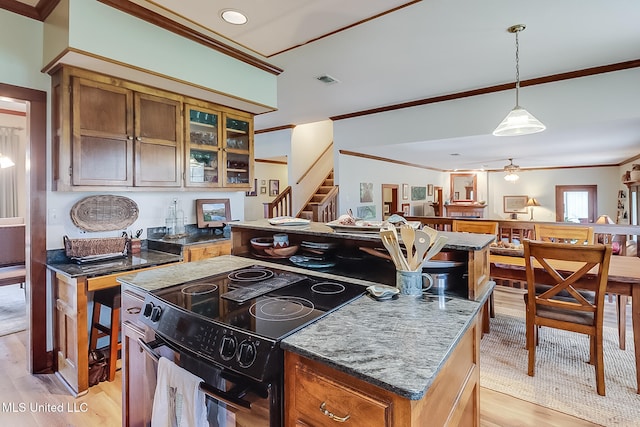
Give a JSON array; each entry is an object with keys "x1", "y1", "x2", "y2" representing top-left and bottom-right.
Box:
[
  {"x1": 127, "y1": 136, "x2": 134, "y2": 140},
  {"x1": 136, "y1": 136, "x2": 142, "y2": 141},
  {"x1": 319, "y1": 402, "x2": 350, "y2": 423}
]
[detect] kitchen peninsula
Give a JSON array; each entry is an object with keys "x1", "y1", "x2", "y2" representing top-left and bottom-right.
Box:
[
  {"x1": 118, "y1": 220, "x2": 493, "y2": 427},
  {"x1": 117, "y1": 255, "x2": 490, "y2": 426}
]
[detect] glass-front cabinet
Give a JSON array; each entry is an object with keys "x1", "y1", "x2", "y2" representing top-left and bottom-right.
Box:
[
  {"x1": 185, "y1": 105, "x2": 253, "y2": 188},
  {"x1": 224, "y1": 114, "x2": 252, "y2": 187}
]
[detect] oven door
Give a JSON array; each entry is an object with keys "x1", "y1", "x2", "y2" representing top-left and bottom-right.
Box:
[{"x1": 138, "y1": 334, "x2": 280, "y2": 427}]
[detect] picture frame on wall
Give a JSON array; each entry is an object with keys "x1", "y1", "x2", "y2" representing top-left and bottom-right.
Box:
[
  {"x1": 401, "y1": 203, "x2": 410, "y2": 215},
  {"x1": 260, "y1": 186, "x2": 267, "y2": 194},
  {"x1": 402, "y1": 184, "x2": 409, "y2": 200},
  {"x1": 411, "y1": 186, "x2": 426, "y2": 201},
  {"x1": 360, "y1": 182, "x2": 374, "y2": 203},
  {"x1": 427, "y1": 184, "x2": 434, "y2": 196},
  {"x1": 503, "y1": 195, "x2": 528, "y2": 213},
  {"x1": 269, "y1": 179, "x2": 279, "y2": 196}
]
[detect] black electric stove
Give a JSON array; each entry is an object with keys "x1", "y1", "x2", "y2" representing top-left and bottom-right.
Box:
[{"x1": 140, "y1": 265, "x2": 365, "y2": 383}]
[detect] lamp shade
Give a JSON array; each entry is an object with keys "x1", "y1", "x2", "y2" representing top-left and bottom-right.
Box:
[
  {"x1": 595, "y1": 214, "x2": 614, "y2": 224},
  {"x1": 526, "y1": 197, "x2": 540, "y2": 207},
  {"x1": 0, "y1": 154, "x2": 15, "y2": 168},
  {"x1": 493, "y1": 106, "x2": 546, "y2": 136}
]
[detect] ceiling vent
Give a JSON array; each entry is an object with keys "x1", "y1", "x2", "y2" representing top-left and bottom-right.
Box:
[{"x1": 316, "y1": 74, "x2": 340, "y2": 84}]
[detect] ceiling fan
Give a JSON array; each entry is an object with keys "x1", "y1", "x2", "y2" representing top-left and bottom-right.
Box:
[{"x1": 503, "y1": 158, "x2": 521, "y2": 182}]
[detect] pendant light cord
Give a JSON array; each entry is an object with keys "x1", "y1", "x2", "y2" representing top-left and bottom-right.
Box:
[{"x1": 514, "y1": 28, "x2": 520, "y2": 107}]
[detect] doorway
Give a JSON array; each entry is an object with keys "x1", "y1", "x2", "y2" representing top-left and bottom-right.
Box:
[
  {"x1": 555, "y1": 185, "x2": 597, "y2": 223},
  {"x1": 381, "y1": 184, "x2": 398, "y2": 219},
  {"x1": 0, "y1": 82, "x2": 48, "y2": 373}
]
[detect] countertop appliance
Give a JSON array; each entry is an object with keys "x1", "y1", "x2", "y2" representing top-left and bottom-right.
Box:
[{"x1": 139, "y1": 264, "x2": 366, "y2": 427}]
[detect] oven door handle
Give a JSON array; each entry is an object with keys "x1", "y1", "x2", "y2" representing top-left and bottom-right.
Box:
[{"x1": 137, "y1": 338, "x2": 252, "y2": 410}]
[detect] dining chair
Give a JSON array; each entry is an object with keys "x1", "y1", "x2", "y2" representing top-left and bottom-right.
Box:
[
  {"x1": 533, "y1": 224, "x2": 594, "y2": 245},
  {"x1": 452, "y1": 220, "x2": 499, "y2": 323},
  {"x1": 523, "y1": 240, "x2": 612, "y2": 396},
  {"x1": 534, "y1": 223, "x2": 626, "y2": 350}
]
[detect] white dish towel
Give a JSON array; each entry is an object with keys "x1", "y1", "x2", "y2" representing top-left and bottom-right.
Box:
[{"x1": 152, "y1": 356, "x2": 209, "y2": 427}]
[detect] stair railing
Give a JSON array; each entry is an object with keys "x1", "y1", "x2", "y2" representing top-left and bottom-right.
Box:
[
  {"x1": 310, "y1": 186, "x2": 339, "y2": 223},
  {"x1": 296, "y1": 142, "x2": 333, "y2": 185},
  {"x1": 263, "y1": 186, "x2": 292, "y2": 218}
]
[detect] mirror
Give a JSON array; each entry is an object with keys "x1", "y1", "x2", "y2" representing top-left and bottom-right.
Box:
[{"x1": 450, "y1": 173, "x2": 477, "y2": 202}]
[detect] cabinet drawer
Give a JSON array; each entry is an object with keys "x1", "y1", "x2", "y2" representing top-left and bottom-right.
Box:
[
  {"x1": 291, "y1": 360, "x2": 390, "y2": 427},
  {"x1": 186, "y1": 241, "x2": 231, "y2": 262},
  {"x1": 122, "y1": 287, "x2": 146, "y2": 330}
]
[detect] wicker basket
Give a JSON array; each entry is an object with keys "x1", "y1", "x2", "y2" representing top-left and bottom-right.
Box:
[{"x1": 64, "y1": 236, "x2": 127, "y2": 258}]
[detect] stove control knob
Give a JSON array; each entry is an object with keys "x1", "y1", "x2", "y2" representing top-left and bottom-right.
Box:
[
  {"x1": 150, "y1": 306, "x2": 162, "y2": 322},
  {"x1": 142, "y1": 302, "x2": 153, "y2": 318},
  {"x1": 220, "y1": 335, "x2": 237, "y2": 361},
  {"x1": 237, "y1": 340, "x2": 257, "y2": 368}
]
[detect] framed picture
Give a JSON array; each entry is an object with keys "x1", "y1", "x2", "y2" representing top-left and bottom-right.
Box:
[
  {"x1": 401, "y1": 203, "x2": 410, "y2": 215},
  {"x1": 503, "y1": 195, "x2": 528, "y2": 213},
  {"x1": 411, "y1": 186, "x2": 426, "y2": 201},
  {"x1": 260, "y1": 186, "x2": 267, "y2": 194},
  {"x1": 402, "y1": 184, "x2": 409, "y2": 200},
  {"x1": 269, "y1": 179, "x2": 279, "y2": 196},
  {"x1": 357, "y1": 205, "x2": 376, "y2": 219},
  {"x1": 196, "y1": 199, "x2": 231, "y2": 228},
  {"x1": 360, "y1": 182, "x2": 373, "y2": 203},
  {"x1": 245, "y1": 178, "x2": 257, "y2": 197},
  {"x1": 427, "y1": 184, "x2": 434, "y2": 196},
  {"x1": 260, "y1": 179, "x2": 266, "y2": 185}
]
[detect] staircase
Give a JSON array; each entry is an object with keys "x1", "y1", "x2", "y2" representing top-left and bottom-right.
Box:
[{"x1": 297, "y1": 170, "x2": 339, "y2": 222}]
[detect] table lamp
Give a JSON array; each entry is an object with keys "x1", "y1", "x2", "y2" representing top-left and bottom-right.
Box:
[{"x1": 526, "y1": 197, "x2": 540, "y2": 221}]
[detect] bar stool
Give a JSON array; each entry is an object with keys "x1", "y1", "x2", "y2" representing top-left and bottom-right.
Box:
[{"x1": 89, "y1": 286, "x2": 121, "y2": 382}]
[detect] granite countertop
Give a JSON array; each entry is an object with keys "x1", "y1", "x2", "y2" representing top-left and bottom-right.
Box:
[
  {"x1": 117, "y1": 254, "x2": 491, "y2": 401},
  {"x1": 231, "y1": 220, "x2": 495, "y2": 251},
  {"x1": 46, "y1": 249, "x2": 183, "y2": 278},
  {"x1": 281, "y1": 287, "x2": 491, "y2": 401}
]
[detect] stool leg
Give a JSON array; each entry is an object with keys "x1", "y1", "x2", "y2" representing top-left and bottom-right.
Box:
[
  {"x1": 617, "y1": 295, "x2": 627, "y2": 350},
  {"x1": 89, "y1": 302, "x2": 101, "y2": 351},
  {"x1": 108, "y1": 307, "x2": 120, "y2": 382}
]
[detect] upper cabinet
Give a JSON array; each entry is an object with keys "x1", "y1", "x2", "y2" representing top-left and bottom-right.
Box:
[
  {"x1": 51, "y1": 66, "x2": 253, "y2": 191},
  {"x1": 185, "y1": 104, "x2": 253, "y2": 188}
]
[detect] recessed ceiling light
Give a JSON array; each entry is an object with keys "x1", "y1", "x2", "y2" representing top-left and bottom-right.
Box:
[{"x1": 221, "y1": 9, "x2": 248, "y2": 25}]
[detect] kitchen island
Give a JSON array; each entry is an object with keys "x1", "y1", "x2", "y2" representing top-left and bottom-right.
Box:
[{"x1": 117, "y1": 255, "x2": 490, "y2": 426}]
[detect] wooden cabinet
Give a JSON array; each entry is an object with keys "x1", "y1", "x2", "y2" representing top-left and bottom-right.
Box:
[
  {"x1": 185, "y1": 103, "x2": 253, "y2": 188},
  {"x1": 51, "y1": 66, "x2": 253, "y2": 191},
  {"x1": 183, "y1": 240, "x2": 231, "y2": 262},
  {"x1": 66, "y1": 73, "x2": 182, "y2": 188},
  {"x1": 444, "y1": 204, "x2": 487, "y2": 218},
  {"x1": 285, "y1": 316, "x2": 481, "y2": 427},
  {"x1": 121, "y1": 284, "x2": 156, "y2": 427}
]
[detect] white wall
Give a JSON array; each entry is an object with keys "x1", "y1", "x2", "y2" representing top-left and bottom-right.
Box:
[
  {"x1": 486, "y1": 166, "x2": 620, "y2": 222},
  {"x1": 244, "y1": 162, "x2": 288, "y2": 220},
  {"x1": 336, "y1": 154, "x2": 443, "y2": 220}
]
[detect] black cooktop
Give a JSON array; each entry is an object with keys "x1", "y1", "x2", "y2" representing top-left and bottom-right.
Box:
[{"x1": 149, "y1": 265, "x2": 366, "y2": 341}]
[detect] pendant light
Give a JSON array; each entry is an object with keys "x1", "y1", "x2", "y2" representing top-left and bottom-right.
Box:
[
  {"x1": 503, "y1": 158, "x2": 520, "y2": 182},
  {"x1": 493, "y1": 24, "x2": 546, "y2": 136}
]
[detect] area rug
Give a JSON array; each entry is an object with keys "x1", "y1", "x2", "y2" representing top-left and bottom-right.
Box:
[
  {"x1": 0, "y1": 284, "x2": 26, "y2": 336},
  {"x1": 480, "y1": 314, "x2": 640, "y2": 426}
]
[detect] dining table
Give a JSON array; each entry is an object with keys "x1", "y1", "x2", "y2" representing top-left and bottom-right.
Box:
[{"x1": 490, "y1": 251, "x2": 640, "y2": 394}]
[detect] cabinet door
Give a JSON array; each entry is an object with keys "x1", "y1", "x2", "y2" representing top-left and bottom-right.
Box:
[
  {"x1": 185, "y1": 104, "x2": 222, "y2": 187},
  {"x1": 134, "y1": 93, "x2": 182, "y2": 187},
  {"x1": 72, "y1": 77, "x2": 134, "y2": 186},
  {"x1": 122, "y1": 322, "x2": 155, "y2": 427},
  {"x1": 222, "y1": 113, "x2": 253, "y2": 188}
]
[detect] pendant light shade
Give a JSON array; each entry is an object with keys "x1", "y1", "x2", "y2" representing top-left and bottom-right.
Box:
[{"x1": 493, "y1": 24, "x2": 546, "y2": 137}]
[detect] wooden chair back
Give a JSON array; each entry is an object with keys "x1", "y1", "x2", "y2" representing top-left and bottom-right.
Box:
[
  {"x1": 523, "y1": 239, "x2": 612, "y2": 395},
  {"x1": 534, "y1": 224, "x2": 594, "y2": 244},
  {"x1": 452, "y1": 220, "x2": 499, "y2": 236}
]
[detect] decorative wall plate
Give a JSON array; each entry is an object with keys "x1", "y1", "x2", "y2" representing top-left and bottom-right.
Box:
[{"x1": 70, "y1": 195, "x2": 139, "y2": 232}]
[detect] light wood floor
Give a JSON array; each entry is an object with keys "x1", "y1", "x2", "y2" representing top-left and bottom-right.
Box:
[{"x1": 0, "y1": 286, "x2": 630, "y2": 426}]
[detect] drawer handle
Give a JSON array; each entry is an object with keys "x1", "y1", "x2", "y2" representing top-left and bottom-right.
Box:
[
  {"x1": 126, "y1": 307, "x2": 141, "y2": 314},
  {"x1": 319, "y1": 402, "x2": 350, "y2": 423}
]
